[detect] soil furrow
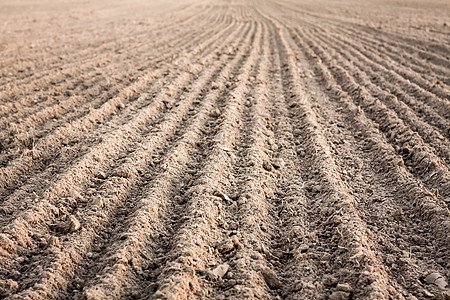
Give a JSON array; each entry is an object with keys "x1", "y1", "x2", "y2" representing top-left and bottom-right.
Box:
[
  {"x1": 0, "y1": 18, "x2": 251, "y2": 300},
  {"x1": 149, "y1": 19, "x2": 262, "y2": 300},
  {"x1": 263, "y1": 14, "x2": 397, "y2": 298},
  {"x1": 0, "y1": 12, "x2": 240, "y2": 203},
  {"x1": 309, "y1": 26, "x2": 450, "y2": 119},
  {"x1": 0, "y1": 3, "x2": 207, "y2": 85},
  {"x1": 280, "y1": 5, "x2": 450, "y2": 70},
  {"x1": 77, "y1": 24, "x2": 256, "y2": 300},
  {"x1": 339, "y1": 23, "x2": 450, "y2": 70},
  {"x1": 313, "y1": 31, "x2": 450, "y2": 140},
  {"x1": 286, "y1": 25, "x2": 450, "y2": 298},
  {"x1": 0, "y1": 9, "x2": 236, "y2": 164},
  {"x1": 331, "y1": 25, "x2": 450, "y2": 86},
  {"x1": 2, "y1": 1, "x2": 449, "y2": 299},
  {"x1": 282, "y1": 12, "x2": 450, "y2": 255},
  {"x1": 209, "y1": 20, "x2": 284, "y2": 299},
  {"x1": 291, "y1": 15, "x2": 450, "y2": 94},
  {"x1": 289, "y1": 12, "x2": 450, "y2": 82},
  {"x1": 0, "y1": 17, "x2": 246, "y2": 266},
  {"x1": 264, "y1": 26, "x2": 326, "y2": 299},
  {"x1": 300, "y1": 28, "x2": 450, "y2": 164},
  {"x1": 289, "y1": 26, "x2": 450, "y2": 200},
  {"x1": 0, "y1": 21, "x2": 182, "y2": 100},
  {"x1": 0, "y1": 3, "x2": 221, "y2": 101},
  {"x1": 0, "y1": 6, "x2": 222, "y2": 119}
]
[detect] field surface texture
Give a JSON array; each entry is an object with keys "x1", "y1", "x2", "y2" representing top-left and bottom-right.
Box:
[{"x1": 0, "y1": 0, "x2": 449, "y2": 299}]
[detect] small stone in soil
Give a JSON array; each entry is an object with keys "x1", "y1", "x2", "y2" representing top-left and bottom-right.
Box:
[
  {"x1": 212, "y1": 264, "x2": 230, "y2": 278},
  {"x1": 425, "y1": 272, "x2": 447, "y2": 290},
  {"x1": 211, "y1": 109, "x2": 221, "y2": 117},
  {"x1": 262, "y1": 161, "x2": 274, "y2": 172},
  {"x1": 96, "y1": 171, "x2": 108, "y2": 179},
  {"x1": 261, "y1": 268, "x2": 283, "y2": 290}
]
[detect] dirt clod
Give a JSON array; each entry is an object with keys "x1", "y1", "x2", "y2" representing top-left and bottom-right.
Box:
[
  {"x1": 213, "y1": 191, "x2": 232, "y2": 202},
  {"x1": 63, "y1": 215, "x2": 81, "y2": 233},
  {"x1": 272, "y1": 158, "x2": 284, "y2": 169},
  {"x1": 217, "y1": 240, "x2": 235, "y2": 254},
  {"x1": 336, "y1": 283, "x2": 352, "y2": 292},
  {"x1": 48, "y1": 236, "x2": 60, "y2": 247},
  {"x1": 432, "y1": 291, "x2": 450, "y2": 300},
  {"x1": 96, "y1": 171, "x2": 108, "y2": 180},
  {"x1": 114, "y1": 169, "x2": 132, "y2": 178},
  {"x1": 217, "y1": 236, "x2": 240, "y2": 254},
  {"x1": 329, "y1": 291, "x2": 351, "y2": 300},
  {"x1": 323, "y1": 275, "x2": 339, "y2": 286},
  {"x1": 0, "y1": 279, "x2": 19, "y2": 297}
]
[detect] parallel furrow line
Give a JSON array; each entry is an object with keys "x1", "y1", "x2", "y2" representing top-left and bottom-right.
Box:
[
  {"x1": 273, "y1": 19, "x2": 449, "y2": 298},
  {"x1": 285, "y1": 15, "x2": 450, "y2": 252},
  {"x1": 312, "y1": 26, "x2": 450, "y2": 117},
  {"x1": 260, "y1": 11, "x2": 397, "y2": 298},
  {"x1": 332, "y1": 25, "x2": 450, "y2": 86},
  {"x1": 0, "y1": 6, "x2": 220, "y2": 116},
  {"x1": 150, "y1": 20, "x2": 262, "y2": 300},
  {"x1": 6, "y1": 22, "x2": 251, "y2": 299},
  {"x1": 302, "y1": 28, "x2": 450, "y2": 164},
  {"x1": 0, "y1": 9, "x2": 235, "y2": 162},
  {"x1": 0, "y1": 19, "x2": 246, "y2": 273},
  {"x1": 281, "y1": 6, "x2": 450, "y2": 70},
  {"x1": 78, "y1": 24, "x2": 255, "y2": 300},
  {"x1": 0, "y1": 11, "x2": 239, "y2": 201},
  {"x1": 212, "y1": 20, "x2": 284, "y2": 299},
  {"x1": 0, "y1": 4, "x2": 207, "y2": 84},
  {"x1": 290, "y1": 26, "x2": 450, "y2": 199}
]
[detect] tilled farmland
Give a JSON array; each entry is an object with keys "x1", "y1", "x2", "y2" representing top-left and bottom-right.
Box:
[{"x1": 0, "y1": 0, "x2": 449, "y2": 299}]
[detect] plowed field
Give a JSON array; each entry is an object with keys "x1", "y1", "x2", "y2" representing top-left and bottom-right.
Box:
[{"x1": 0, "y1": 0, "x2": 449, "y2": 299}]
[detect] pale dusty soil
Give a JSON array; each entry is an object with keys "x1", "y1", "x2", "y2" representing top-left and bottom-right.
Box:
[{"x1": 0, "y1": 0, "x2": 449, "y2": 299}]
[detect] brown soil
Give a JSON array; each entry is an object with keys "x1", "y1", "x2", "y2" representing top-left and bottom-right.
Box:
[{"x1": 0, "y1": 0, "x2": 449, "y2": 299}]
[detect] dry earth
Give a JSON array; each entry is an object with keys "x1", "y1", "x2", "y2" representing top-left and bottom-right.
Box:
[{"x1": 0, "y1": 0, "x2": 449, "y2": 299}]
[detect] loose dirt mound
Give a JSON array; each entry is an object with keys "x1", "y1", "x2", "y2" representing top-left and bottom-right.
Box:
[{"x1": 0, "y1": 0, "x2": 449, "y2": 299}]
